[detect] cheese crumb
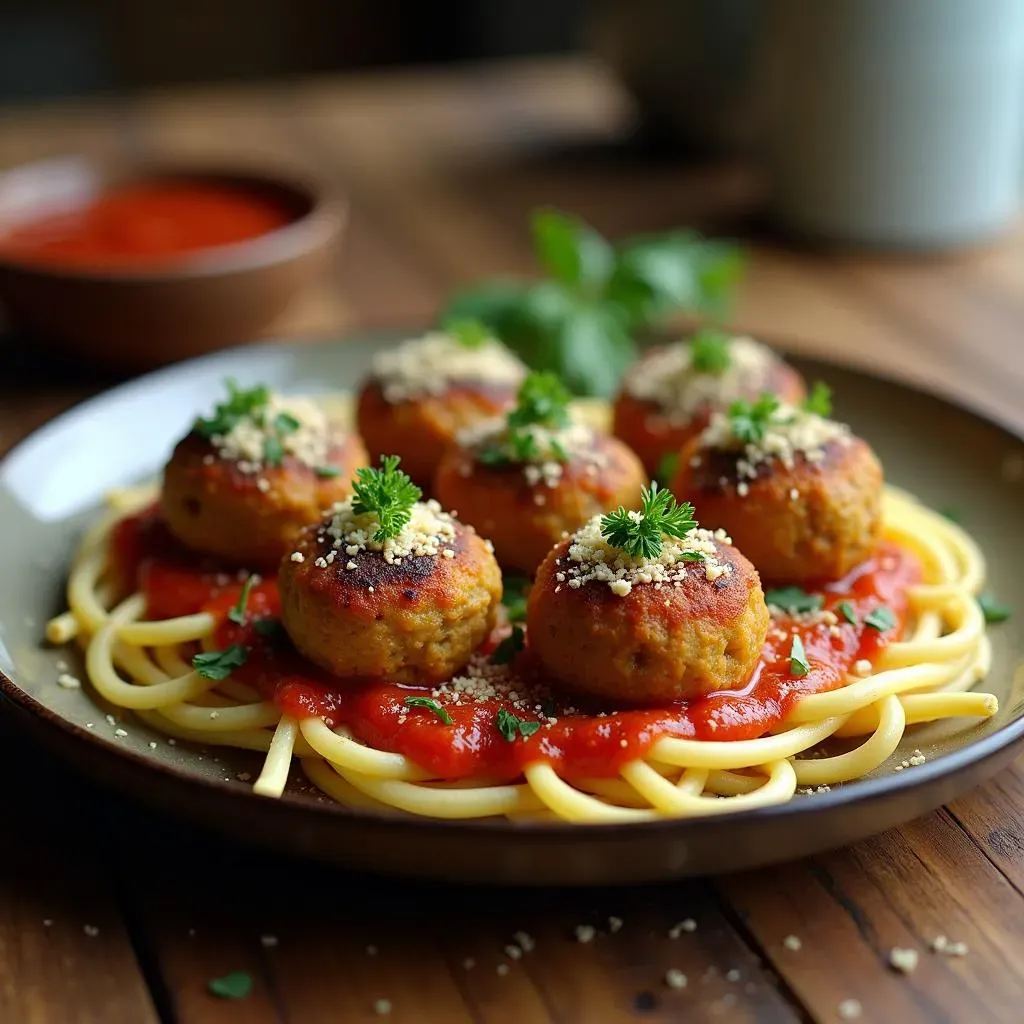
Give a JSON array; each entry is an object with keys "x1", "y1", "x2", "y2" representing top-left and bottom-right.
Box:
[
  {"x1": 83, "y1": 925, "x2": 99, "y2": 937},
  {"x1": 113, "y1": 728, "x2": 128, "y2": 738},
  {"x1": 668, "y1": 918, "x2": 697, "y2": 938},
  {"x1": 372, "y1": 330, "x2": 525, "y2": 403},
  {"x1": 783, "y1": 935, "x2": 802, "y2": 951},
  {"x1": 290, "y1": 552, "x2": 305, "y2": 563},
  {"x1": 852, "y1": 659, "x2": 872, "y2": 677},
  {"x1": 931, "y1": 935, "x2": 968, "y2": 956},
  {"x1": 321, "y1": 498, "x2": 456, "y2": 566},
  {"x1": 607, "y1": 916, "x2": 623, "y2": 934},
  {"x1": 574, "y1": 924, "x2": 596, "y2": 943},
  {"x1": 838, "y1": 999, "x2": 862, "y2": 1020},
  {"x1": 373, "y1": 998, "x2": 392, "y2": 1016},
  {"x1": 513, "y1": 930, "x2": 535, "y2": 952},
  {"x1": 665, "y1": 969, "x2": 687, "y2": 989},
  {"x1": 726, "y1": 969, "x2": 741, "y2": 982},
  {"x1": 56, "y1": 673, "x2": 81, "y2": 689},
  {"x1": 889, "y1": 947, "x2": 919, "y2": 973},
  {"x1": 504, "y1": 944, "x2": 522, "y2": 960},
  {"x1": 496, "y1": 963, "x2": 509, "y2": 976}
]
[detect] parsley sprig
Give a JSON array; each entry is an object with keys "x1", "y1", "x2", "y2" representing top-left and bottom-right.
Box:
[
  {"x1": 441, "y1": 208, "x2": 745, "y2": 396},
  {"x1": 192, "y1": 645, "x2": 248, "y2": 681},
  {"x1": 193, "y1": 380, "x2": 270, "y2": 439},
  {"x1": 444, "y1": 317, "x2": 491, "y2": 349},
  {"x1": 496, "y1": 707, "x2": 542, "y2": 742},
  {"x1": 351, "y1": 455, "x2": 422, "y2": 542},
  {"x1": 690, "y1": 328, "x2": 732, "y2": 375},
  {"x1": 728, "y1": 393, "x2": 781, "y2": 445},
  {"x1": 600, "y1": 483, "x2": 698, "y2": 560},
  {"x1": 802, "y1": 381, "x2": 833, "y2": 418},
  {"x1": 478, "y1": 371, "x2": 573, "y2": 467},
  {"x1": 227, "y1": 575, "x2": 257, "y2": 625}
]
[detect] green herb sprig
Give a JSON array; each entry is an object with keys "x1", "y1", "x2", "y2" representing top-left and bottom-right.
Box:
[
  {"x1": 478, "y1": 371, "x2": 573, "y2": 467},
  {"x1": 728, "y1": 393, "x2": 780, "y2": 445},
  {"x1": 802, "y1": 381, "x2": 833, "y2": 418},
  {"x1": 764, "y1": 586, "x2": 824, "y2": 615},
  {"x1": 440, "y1": 208, "x2": 745, "y2": 397},
  {"x1": 836, "y1": 601, "x2": 858, "y2": 626},
  {"x1": 978, "y1": 593, "x2": 1012, "y2": 624},
  {"x1": 496, "y1": 706, "x2": 542, "y2": 742},
  {"x1": 444, "y1": 316, "x2": 492, "y2": 349},
  {"x1": 864, "y1": 606, "x2": 896, "y2": 632},
  {"x1": 789, "y1": 635, "x2": 810, "y2": 677},
  {"x1": 193, "y1": 380, "x2": 270, "y2": 439},
  {"x1": 192, "y1": 645, "x2": 248, "y2": 681},
  {"x1": 228, "y1": 575, "x2": 257, "y2": 625},
  {"x1": 403, "y1": 696, "x2": 453, "y2": 725},
  {"x1": 351, "y1": 455, "x2": 422, "y2": 542},
  {"x1": 600, "y1": 483, "x2": 698, "y2": 560},
  {"x1": 689, "y1": 328, "x2": 732, "y2": 375},
  {"x1": 208, "y1": 972, "x2": 254, "y2": 1000}
]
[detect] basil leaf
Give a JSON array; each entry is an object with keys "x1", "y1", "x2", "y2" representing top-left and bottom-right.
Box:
[
  {"x1": 274, "y1": 411, "x2": 300, "y2": 435},
  {"x1": 531, "y1": 208, "x2": 614, "y2": 292},
  {"x1": 789, "y1": 635, "x2": 810, "y2": 677},
  {"x1": 978, "y1": 593, "x2": 1011, "y2": 624},
  {"x1": 403, "y1": 696, "x2": 453, "y2": 725},
  {"x1": 836, "y1": 601, "x2": 858, "y2": 626},
  {"x1": 192, "y1": 645, "x2": 248, "y2": 681},
  {"x1": 863, "y1": 606, "x2": 896, "y2": 631},
  {"x1": 496, "y1": 706, "x2": 541, "y2": 742},
  {"x1": 208, "y1": 972, "x2": 253, "y2": 1000}
]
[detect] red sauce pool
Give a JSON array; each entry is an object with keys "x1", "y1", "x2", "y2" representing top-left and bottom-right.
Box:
[
  {"x1": 113, "y1": 507, "x2": 921, "y2": 781},
  {"x1": 0, "y1": 180, "x2": 297, "y2": 269}
]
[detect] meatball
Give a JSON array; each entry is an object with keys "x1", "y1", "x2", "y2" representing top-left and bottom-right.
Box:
[
  {"x1": 613, "y1": 334, "x2": 805, "y2": 477},
  {"x1": 527, "y1": 520, "x2": 769, "y2": 704},
  {"x1": 162, "y1": 393, "x2": 367, "y2": 570},
  {"x1": 279, "y1": 500, "x2": 502, "y2": 684},
  {"x1": 669, "y1": 411, "x2": 883, "y2": 584},
  {"x1": 433, "y1": 431, "x2": 647, "y2": 574},
  {"x1": 357, "y1": 331, "x2": 526, "y2": 488}
]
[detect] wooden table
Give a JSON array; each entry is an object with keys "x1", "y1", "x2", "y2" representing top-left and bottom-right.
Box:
[{"x1": 2, "y1": 57, "x2": 1023, "y2": 1024}]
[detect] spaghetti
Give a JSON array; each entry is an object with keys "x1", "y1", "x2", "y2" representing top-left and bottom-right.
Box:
[{"x1": 47, "y1": 483, "x2": 994, "y2": 823}]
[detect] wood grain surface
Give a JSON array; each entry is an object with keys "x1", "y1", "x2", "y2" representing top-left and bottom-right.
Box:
[{"x1": 0, "y1": 57, "x2": 1022, "y2": 1024}]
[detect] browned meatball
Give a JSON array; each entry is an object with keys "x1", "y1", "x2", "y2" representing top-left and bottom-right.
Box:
[
  {"x1": 670, "y1": 421, "x2": 883, "y2": 585},
  {"x1": 162, "y1": 430, "x2": 367, "y2": 572},
  {"x1": 279, "y1": 501, "x2": 502, "y2": 684},
  {"x1": 433, "y1": 432, "x2": 647, "y2": 574},
  {"x1": 527, "y1": 521, "x2": 768, "y2": 704},
  {"x1": 613, "y1": 335, "x2": 805, "y2": 477}
]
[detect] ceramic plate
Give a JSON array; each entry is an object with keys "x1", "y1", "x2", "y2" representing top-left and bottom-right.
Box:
[{"x1": 1, "y1": 335, "x2": 1022, "y2": 885}]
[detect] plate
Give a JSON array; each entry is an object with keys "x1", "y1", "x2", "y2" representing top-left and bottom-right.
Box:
[{"x1": 2, "y1": 334, "x2": 1022, "y2": 885}]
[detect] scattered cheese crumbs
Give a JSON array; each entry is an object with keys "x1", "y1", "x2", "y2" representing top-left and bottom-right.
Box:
[
  {"x1": 211, "y1": 393, "x2": 334, "y2": 472},
  {"x1": 889, "y1": 947, "x2": 919, "y2": 973},
  {"x1": 373, "y1": 998, "x2": 392, "y2": 1016},
  {"x1": 665, "y1": 969, "x2": 688, "y2": 990},
  {"x1": 513, "y1": 931, "x2": 536, "y2": 952},
  {"x1": 701, "y1": 400, "x2": 852, "y2": 481},
  {"x1": 114, "y1": 728, "x2": 128, "y2": 738},
  {"x1": 56, "y1": 673, "x2": 81, "y2": 689},
  {"x1": 505, "y1": 944, "x2": 523, "y2": 960},
  {"x1": 256, "y1": 478, "x2": 271, "y2": 493},
  {"x1": 624, "y1": 336, "x2": 775, "y2": 421},
  {"x1": 496, "y1": 964, "x2": 509, "y2": 976},
  {"x1": 290, "y1": 552, "x2": 305, "y2": 563},
  {"x1": 726, "y1": 969, "x2": 741, "y2": 982},
  {"x1": 148, "y1": 741, "x2": 158, "y2": 750},
  {"x1": 853, "y1": 659, "x2": 873, "y2": 677},
  {"x1": 321, "y1": 498, "x2": 456, "y2": 566},
  {"x1": 909, "y1": 749, "x2": 927, "y2": 766},
  {"x1": 561, "y1": 515, "x2": 730, "y2": 596},
  {"x1": 783, "y1": 935, "x2": 802, "y2": 952},
  {"x1": 838, "y1": 998, "x2": 862, "y2": 1020},
  {"x1": 105, "y1": 714, "x2": 117, "y2": 726},
  {"x1": 463, "y1": 958, "x2": 475, "y2": 970},
  {"x1": 931, "y1": 935, "x2": 968, "y2": 956},
  {"x1": 608, "y1": 917, "x2": 623, "y2": 934},
  {"x1": 209, "y1": 711, "x2": 220, "y2": 720},
  {"x1": 83, "y1": 925, "x2": 99, "y2": 937},
  {"x1": 372, "y1": 330, "x2": 525, "y2": 403},
  {"x1": 574, "y1": 925, "x2": 596, "y2": 943},
  {"x1": 668, "y1": 919, "x2": 697, "y2": 939},
  {"x1": 366, "y1": 945, "x2": 378, "y2": 956}
]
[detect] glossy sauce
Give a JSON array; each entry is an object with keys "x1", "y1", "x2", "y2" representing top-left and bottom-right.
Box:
[
  {"x1": 114, "y1": 508, "x2": 920, "y2": 781},
  {"x1": 0, "y1": 180, "x2": 296, "y2": 269}
]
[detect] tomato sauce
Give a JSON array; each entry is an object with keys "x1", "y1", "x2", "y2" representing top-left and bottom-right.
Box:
[
  {"x1": 113, "y1": 508, "x2": 920, "y2": 781},
  {"x1": 0, "y1": 180, "x2": 296, "y2": 269}
]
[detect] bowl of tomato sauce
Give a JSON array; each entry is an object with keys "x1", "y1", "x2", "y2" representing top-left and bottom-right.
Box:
[{"x1": 0, "y1": 158, "x2": 344, "y2": 369}]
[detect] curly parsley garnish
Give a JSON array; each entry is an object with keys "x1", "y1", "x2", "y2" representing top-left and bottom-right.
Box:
[
  {"x1": 403, "y1": 696, "x2": 453, "y2": 725},
  {"x1": 351, "y1": 455, "x2": 422, "y2": 542},
  {"x1": 496, "y1": 706, "x2": 542, "y2": 742},
  {"x1": 600, "y1": 483, "x2": 698, "y2": 560},
  {"x1": 689, "y1": 328, "x2": 732, "y2": 375},
  {"x1": 478, "y1": 371, "x2": 573, "y2": 467},
  {"x1": 728, "y1": 393, "x2": 780, "y2": 445},
  {"x1": 193, "y1": 379, "x2": 270, "y2": 439},
  {"x1": 802, "y1": 381, "x2": 833, "y2": 417}
]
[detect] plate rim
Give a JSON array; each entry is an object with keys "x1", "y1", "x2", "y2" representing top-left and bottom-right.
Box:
[{"x1": 2, "y1": 330, "x2": 1022, "y2": 840}]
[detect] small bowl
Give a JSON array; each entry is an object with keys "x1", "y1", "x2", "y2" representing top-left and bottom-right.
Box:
[{"x1": 0, "y1": 157, "x2": 345, "y2": 370}]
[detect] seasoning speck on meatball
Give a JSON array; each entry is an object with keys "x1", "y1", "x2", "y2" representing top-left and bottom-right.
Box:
[
  {"x1": 434, "y1": 371, "x2": 647, "y2": 573},
  {"x1": 527, "y1": 485, "x2": 769, "y2": 704},
  {"x1": 279, "y1": 455, "x2": 502, "y2": 684},
  {"x1": 613, "y1": 330, "x2": 805, "y2": 477},
  {"x1": 161, "y1": 380, "x2": 367, "y2": 569},
  {"x1": 669, "y1": 383, "x2": 883, "y2": 583}
]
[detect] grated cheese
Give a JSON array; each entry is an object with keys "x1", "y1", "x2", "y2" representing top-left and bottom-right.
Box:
[
  {"x1": 665, "y1": 969, "x2": 687, "y2": 989},
  {"x1": 210, "y1": 393, "x2": 334, "y2": 474},
  {"x1": 558, "y1": 515, "x2": 732, "y2": 596},
  {"x1": 697, "y1": 401, "x2": 852, "y2": 482},
  {"x1": 371, "y1": 330, "x2": 525, "y2": 403},
  {"x1": 623, "y1": 336, "x2": 776, "y2": 422},
  {"x1": 56, "y1": 673, "x2": 81, "y2": 689},
  {"x1": 889, "y1": 947, "x2": 919, "y2": 973},
  {"x1": 314, "y1": 498, "x2": 457, "y2": 566}
]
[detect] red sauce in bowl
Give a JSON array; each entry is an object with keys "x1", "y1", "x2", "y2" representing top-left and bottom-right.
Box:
[{"x1": 0, "y1": 180, "x2": 298, "y2": 269}]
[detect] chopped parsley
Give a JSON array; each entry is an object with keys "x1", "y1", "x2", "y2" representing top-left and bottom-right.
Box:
[
  {"x1": 491, "y1": 626, "x2": 526, "y2": 665},
  {"x1": 444, "y1": 316, "x2": 491, "y2": 349},
  {"x1": 403, "y1": 696, "x2": 453, "y2": 725},
  {"x1": 863, "y1": 605, "x2": 896, "y2": 632},
  {"x1": 193, "y1": 379, "x2": 270, "y2": 439},
  {"x1": 227, "y1": 575, "x2": 257, "y2": 625},
  {"x1": 479, "y1": 371, "x2": 573, "y2": 467},
  {"x1": 192, "y1": 645, "x2": 248, "y2": 681},
  {"x1": 655, "y1": 451, "x2": 680, "y2": 488},
  {"x1": 351, "y1": 455, "x2": 422, "y2": 542},
  {"x1": 208, "y1": 972, "x2": 254, "y2": 1000},
  {"x1": 263, "y1": 434, "x2": 284, "y2": 468},
  {"x1": 836, "y1": 600, "x2": 858, "y2": 626},
  {"x1": 789, "y1": 634, "x2": 810, "y2": 677},
  {"x1": 689, "y1": 328, "x2": 732, "y2": 375},
  {"x1": 802, "y1": 381, "x2": 833, "y2": 418},
  {"x1": 496, "y1": 706, "x2": 542, "y2": 742},
  {"x1": 314, "y1": 464, "x2": 341, "y2": 478},
  {"x1": 764, "y1": 585, "x2": 824, "y2": 615},
  {"x1": 274, "y1": 410, "x2": 301, "y2": 435},
  {"x1": 728, "y1": 393, "x2": 780, "y2": 445},
  {"x1": 978, "y1": 593, "x2": 1012, "y2": 624},
  {"x1": 502, "y1": 575, "x2": 530, "y2": 623},
  {"x1": 600, "y1": 483, "x2": 698, "y2": 560}
]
